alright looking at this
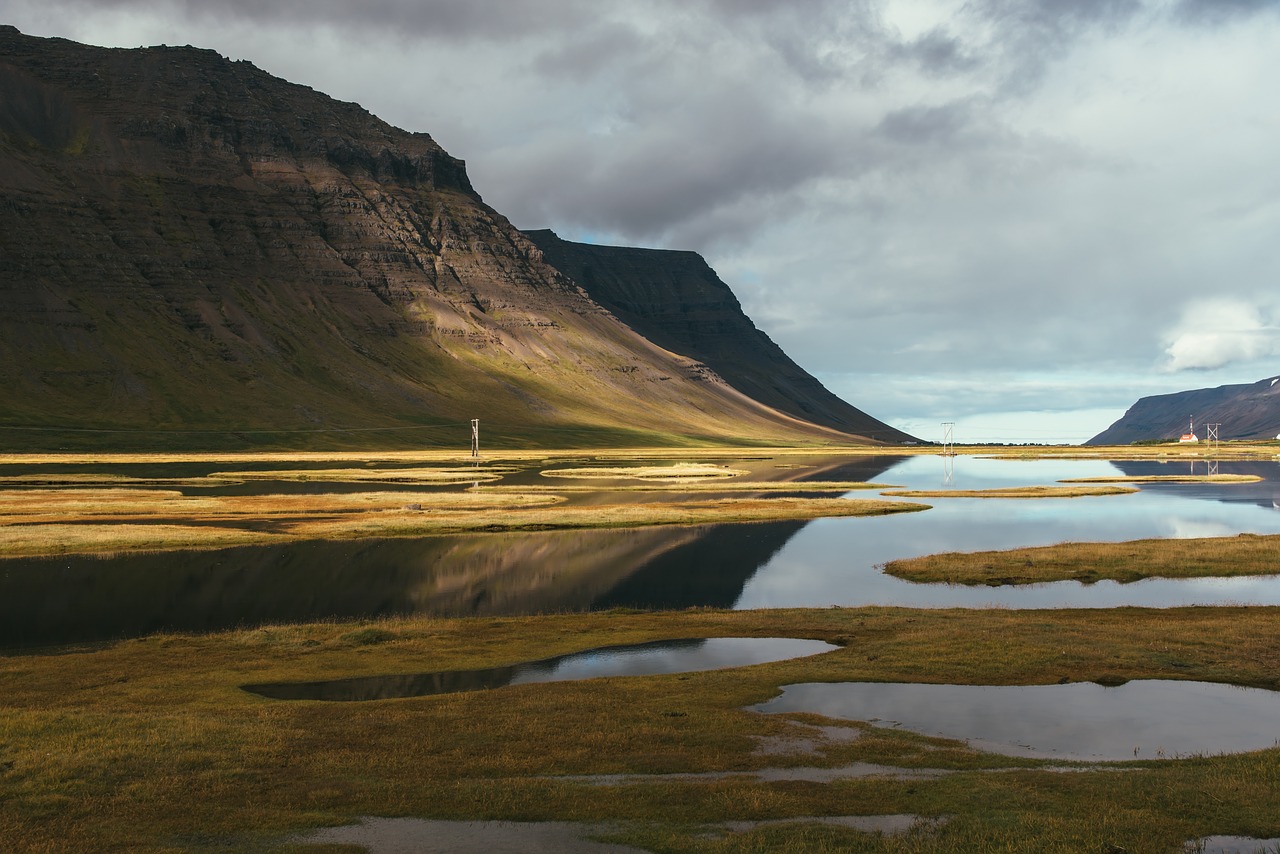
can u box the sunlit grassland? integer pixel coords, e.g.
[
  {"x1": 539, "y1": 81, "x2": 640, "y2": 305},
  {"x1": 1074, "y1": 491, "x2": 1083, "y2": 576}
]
[
  {"x1": 4, "y1": 607, "x2": 1280, "y2": 852},
  {"x1": 2, "y1": 439, "x2": 1274, "y2": 467},
  {"x1": 0, "y1": 487, "x2": 925, "y2": 559},
  {"x1": 880, "y1": 485, "x2": 1138, "y2": 499},
  {"x1": 886, "y1": 533, "x2": 1280, "y2": 586},
  {"x1": 540, "y1": 463, "x2": 751, "y2": 480},
  {"x1": 1059, "y1": 474, "x2": 1263, "y2": 484},
  {"x1": 475, "y1": 481, "x2": 889, "y2": 493}
]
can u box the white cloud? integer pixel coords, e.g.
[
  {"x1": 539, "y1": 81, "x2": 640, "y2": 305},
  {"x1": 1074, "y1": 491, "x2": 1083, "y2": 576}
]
[{"x1": 1162, "y1": 299, "x2": 1280, "y2": 372}]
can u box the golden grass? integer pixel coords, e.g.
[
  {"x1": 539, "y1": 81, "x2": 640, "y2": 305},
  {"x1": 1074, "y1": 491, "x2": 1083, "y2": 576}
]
[
  {"x1": 6, "y1": 607, "x2": 1280, "y2": 852},
  {"x1": 0, "y1": 523, "x2": 284, "y2": 556},
  {"x1": 540, "y1": 463, "x2": 751, "y2": 481},
  {"x1": 281, "y1": 497, "x2": 927, "y2": 541},
  {"x1": 1058, "y1": 474, "x2": 1263, "y2": 484},
  {"x1": 0, "y1": 485, "x2": 925, "y2": 558},
  {"x1": 0, "y1": 441, "x2": 1275, "y2": 467},
  {"x1": 880, "y1": 485, "x2": 1138, "y2": 499},
  {"x1": 475, "y1": 481, "x2": 888, "y2": 493},
  {"x1": 208, "y1": 466, "x2": 517, "y2": 484},
  {"x1": 885, "y1": 533, "x2": 1280, "y2": 586},
  {"x1": 0, "y1": 473, "x2": 240, "y2": 486}
]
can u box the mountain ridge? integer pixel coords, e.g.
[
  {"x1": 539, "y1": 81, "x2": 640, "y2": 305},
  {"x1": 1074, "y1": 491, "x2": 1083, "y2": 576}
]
[
  {"x1": 0, "y1": 27, "x2": 907, "y2": 449},
  {"x1": 524, "y1": 229, "x2": 913, "y2": 443},
  {"x1": 1088, "y1": 375, "x2": 1280, "y2": 444}
]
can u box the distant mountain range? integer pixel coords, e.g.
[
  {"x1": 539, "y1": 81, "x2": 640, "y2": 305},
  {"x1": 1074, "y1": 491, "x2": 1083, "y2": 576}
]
[
  {"x1": 0, "y1": 26, "x2": 911, "y2": 450},
  {"x1": 1088, "y1": 375, "x2": 1280, "y2": 444}
]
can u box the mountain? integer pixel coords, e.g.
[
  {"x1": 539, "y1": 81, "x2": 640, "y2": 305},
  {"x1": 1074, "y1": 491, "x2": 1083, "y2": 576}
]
[
  {"x1": 0, "y1": 27, "x2": 910, "y2": 450},
  {"x1": 1087, "y1": 375, "x2": 1280, "y2": 444},
  {"x1": 523, "y1": 230, "x2": 914, "y2": 443}
]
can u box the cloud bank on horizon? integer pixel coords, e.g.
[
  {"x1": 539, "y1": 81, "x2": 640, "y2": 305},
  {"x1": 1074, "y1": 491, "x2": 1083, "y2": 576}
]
[{"x1": 6, "y1": 0, "x2": 1279, "y2": 441}]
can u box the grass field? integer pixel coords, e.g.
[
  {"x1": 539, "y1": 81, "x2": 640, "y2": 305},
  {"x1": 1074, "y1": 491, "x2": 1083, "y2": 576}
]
[{"x1": 4, "y1": 607, "x2": 1280, "y2": 852}]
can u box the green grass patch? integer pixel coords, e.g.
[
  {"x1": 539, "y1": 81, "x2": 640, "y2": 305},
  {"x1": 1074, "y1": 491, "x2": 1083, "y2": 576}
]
[
  {"x1": 881, "y1": 485, "x2": 1137, "y2": 499},
  {"x1": 885, "y1": 533, "x2": 1280, "y2": 586}
]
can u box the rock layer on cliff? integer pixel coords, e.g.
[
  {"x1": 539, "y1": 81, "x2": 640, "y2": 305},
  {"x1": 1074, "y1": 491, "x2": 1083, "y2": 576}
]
[
  {"x1": 1088, "y1": 375, "x2": 1280, "y2": 444},
  {"x1": 523, "y1": 230, "x2": 914, "y2": 444},
  {"x1": 0, "y1": 27, "x2": 904, "y2": 449}
]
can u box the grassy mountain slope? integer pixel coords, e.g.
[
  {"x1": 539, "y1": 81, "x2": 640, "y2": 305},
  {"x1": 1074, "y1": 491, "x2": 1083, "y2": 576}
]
[{"x1": 0, "y1": 27, "x2": 897, "y2": 450}]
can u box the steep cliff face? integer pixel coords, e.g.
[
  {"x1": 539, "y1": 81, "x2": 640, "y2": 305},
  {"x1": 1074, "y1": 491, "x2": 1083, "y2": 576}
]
[
  {"x1": 524, "y1": 230, "x2": 914, "y2": 443},
  {"x1": 0, "y1": 28, "x2": 892, "y2": 449},
  {"x1": 1088, "y1": 375, "x2": 1280, "y2": 444}
]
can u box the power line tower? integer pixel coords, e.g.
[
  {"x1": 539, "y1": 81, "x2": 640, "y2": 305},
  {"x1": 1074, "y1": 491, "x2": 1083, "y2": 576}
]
[
  {"x1": 941, "y1": 422, "x2": 955, "y2": 456},
  {"x1": 1206, "y1": 423, "x2": 1221, "y2": 454},
  {"x1": 470, "y1": 419, "x2": 479, "y2": 458}
]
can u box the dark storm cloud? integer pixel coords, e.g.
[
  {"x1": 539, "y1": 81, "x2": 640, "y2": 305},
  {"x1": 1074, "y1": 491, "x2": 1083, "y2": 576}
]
[
  {"x1": 955, "y1": 0, "x2": 1145, "y2": 95},
  {"x1": 1174, "y1": 0, "x2": 1280, "y2": 24},
  {"x1": 28, "y1": 0, "x2": 602, "y2": 41},
  {"x1": 483, "y1": 89, "x2": 854, "y2": 243},
  {"x1": 892, "y1": 28, "x2": 980, "y2": 76},
  {"x1": 876, "y1": 102, "x2": 976, "y2": 145}
]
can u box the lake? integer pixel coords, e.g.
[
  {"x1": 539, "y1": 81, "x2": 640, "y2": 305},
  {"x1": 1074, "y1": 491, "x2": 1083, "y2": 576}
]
[{"x1": 4, "y1": 453, "x2": 1279, "y2": 647}]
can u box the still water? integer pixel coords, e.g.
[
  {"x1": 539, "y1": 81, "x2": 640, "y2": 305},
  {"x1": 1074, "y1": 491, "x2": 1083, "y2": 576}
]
[
  {"x1": 737, "y1": 455, "x2": 1280, "y2": 610},
  {"x1": 4, "y1": 454, "x2": 1280, "y2": 646},
  {"x1": 243, "y1": 637, "x2": 837, "y2": 701},
  {"x1": 752, "y1": 679, "x2": 1280, "y2": 761}
]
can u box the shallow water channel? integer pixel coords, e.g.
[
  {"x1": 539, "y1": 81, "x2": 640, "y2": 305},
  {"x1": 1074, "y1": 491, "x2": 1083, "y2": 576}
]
[{"x1": 4, "y1": 454, "x2": 1280, "y2": 646}]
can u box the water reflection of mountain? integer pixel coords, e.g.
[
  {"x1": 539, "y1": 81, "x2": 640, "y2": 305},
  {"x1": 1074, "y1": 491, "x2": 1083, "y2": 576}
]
[
  {"x1": 1111, "y1": 459, "x2": 1280, "y2": 510},
  {"x1": 0, "y1": 456, "x2": 903, "y2": 648}
]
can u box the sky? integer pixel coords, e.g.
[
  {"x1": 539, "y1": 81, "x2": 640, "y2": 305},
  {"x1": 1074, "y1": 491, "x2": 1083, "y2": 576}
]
[{"x1": 6, "y1": 0, "x2": 1280, "y2": 443}]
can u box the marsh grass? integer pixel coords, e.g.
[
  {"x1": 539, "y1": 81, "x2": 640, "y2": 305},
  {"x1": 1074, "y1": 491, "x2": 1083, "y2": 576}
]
[
  {"x1": 0, "y1": 485, "x2": 924, "y2": 558},
  {"x1": 209, "y1": 466, "x2": 520, "y2": 484},
  {"x1": 880, "y1": 486, "x2": 1137, "y2": 499},
  {"x1": 885, "y1": 533, "x2": 1280, "y2": 585},
  {"x1": 475, "y1": 481, "x2": 888, "y2": 494},
  {"x1": 5, "y1": 607, "x2": 1280, "y2": 851},
  {"x1": 540, "y1": 464, "x2": 751, "y2": 481},
  {"x1": 1058, "y1": 474, "x2": 1263, "y2": 484}
]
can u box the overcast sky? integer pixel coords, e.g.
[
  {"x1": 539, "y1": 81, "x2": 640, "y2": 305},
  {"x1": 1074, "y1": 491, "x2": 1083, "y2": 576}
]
[{"x1": 7, "y1": 0, "x2": 1280, "y2": 442}]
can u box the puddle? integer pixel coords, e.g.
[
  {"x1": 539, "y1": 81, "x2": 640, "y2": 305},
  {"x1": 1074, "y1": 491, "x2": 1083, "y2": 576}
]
[
  {"x1": 292, "y1": 817, "x2": 649, "y2": 853},
  {"x1": 561, "y1": 762, "x2": 954, "y2": 786},
  {"x1": 290, "y1": 814, "x2": 941, "y2": 852},
  {"x1": 722, "y1": 814, "x2": 939, "y2": 835},
  {"x1": 1185, "y1": 838, "x2": 1280, "y2": 854},
  {"x1": 752, "y1": 680, "x2": 1280, "y2": 761},
  {"x1": 242, "y1": 637, "x2": 837, "y2": 701}
]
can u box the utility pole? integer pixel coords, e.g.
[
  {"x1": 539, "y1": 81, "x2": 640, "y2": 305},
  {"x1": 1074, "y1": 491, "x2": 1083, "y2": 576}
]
[
  {"x1": 1207, "y1": 423, "x2": 1221, "y2": 454},
  {"x1": 470, "y1": 419, "x2": 479, "y2": 458},
  {"x1": 941, "y1": 422, "x2": 955, "y2": 456}
]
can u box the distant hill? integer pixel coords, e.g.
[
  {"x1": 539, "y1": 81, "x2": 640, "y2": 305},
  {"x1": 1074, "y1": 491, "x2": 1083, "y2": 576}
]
[
  {"x1": 1088, "y1": 375, "x2": 1280, "y2": 444},
  {"x1": 523, "y1": 230, "x2": 914, "y2": 443},
  {"x1": 0, "y1": 27, "x2": 909, "y2": 450}
]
